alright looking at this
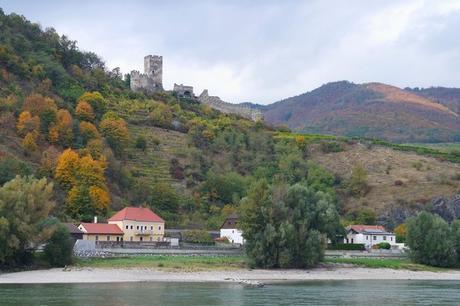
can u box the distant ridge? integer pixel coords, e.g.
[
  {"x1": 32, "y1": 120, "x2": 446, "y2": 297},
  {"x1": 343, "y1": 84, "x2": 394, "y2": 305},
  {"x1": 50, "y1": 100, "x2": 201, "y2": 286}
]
[{"x1": 261, "y1": 81, "x2": 460, "y2": 143}]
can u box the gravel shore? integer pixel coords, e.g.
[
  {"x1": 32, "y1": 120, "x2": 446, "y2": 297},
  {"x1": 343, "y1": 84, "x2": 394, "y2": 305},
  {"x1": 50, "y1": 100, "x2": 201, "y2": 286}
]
[{"x1": 1, "y1": 266, "x2": 460, "y2": 284}]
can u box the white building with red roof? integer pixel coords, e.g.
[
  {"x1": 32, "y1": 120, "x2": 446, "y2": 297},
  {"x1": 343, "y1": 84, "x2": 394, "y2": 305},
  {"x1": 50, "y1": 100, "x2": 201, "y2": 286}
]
[
  {"x1": 78, "y1": 223, "x2": 124, "y2": 242},
  {"x1": 108, "y1": 207, "x2": 165, "y2": 242},
  {"x1": 344, "y1": 225, "x2": 396, "y2": 248}
]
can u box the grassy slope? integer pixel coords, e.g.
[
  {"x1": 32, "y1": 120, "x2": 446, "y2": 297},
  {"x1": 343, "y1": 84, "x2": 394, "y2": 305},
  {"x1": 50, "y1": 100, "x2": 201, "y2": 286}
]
[{"x1": 310, "y1": 142, "x2": 460, "y2": 213}]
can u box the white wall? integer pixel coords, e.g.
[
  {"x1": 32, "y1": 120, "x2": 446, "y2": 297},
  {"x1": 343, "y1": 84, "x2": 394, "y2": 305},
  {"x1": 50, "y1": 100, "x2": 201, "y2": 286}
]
[
  {"x1": 220, "y1": 228, "x2": 244, "y2": 245},
  {"x1": 345, "y1": 233, "x2": 396, "y2": 248}
]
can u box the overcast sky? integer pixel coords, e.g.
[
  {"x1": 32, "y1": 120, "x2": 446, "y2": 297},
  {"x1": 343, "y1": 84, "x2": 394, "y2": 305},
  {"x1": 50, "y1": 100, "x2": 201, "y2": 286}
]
[{"x1": 1, "y1": 0, "x2": 460, "y2": 104}]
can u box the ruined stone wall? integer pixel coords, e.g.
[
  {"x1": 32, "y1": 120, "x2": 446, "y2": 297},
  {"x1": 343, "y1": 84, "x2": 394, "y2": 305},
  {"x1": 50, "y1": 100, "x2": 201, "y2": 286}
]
[
  {"x1": 198, "y1": 90, "x2": 263, "y2": 121},
  {"x1": 173, "y1": 83, "x2": 194, "y2": 97}
]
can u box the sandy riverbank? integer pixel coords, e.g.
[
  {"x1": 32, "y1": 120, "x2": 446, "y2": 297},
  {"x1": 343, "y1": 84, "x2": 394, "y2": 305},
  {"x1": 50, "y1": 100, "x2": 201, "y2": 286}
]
[{"x1": 1, "y1": 266, "x2": 460, "y2": 284}]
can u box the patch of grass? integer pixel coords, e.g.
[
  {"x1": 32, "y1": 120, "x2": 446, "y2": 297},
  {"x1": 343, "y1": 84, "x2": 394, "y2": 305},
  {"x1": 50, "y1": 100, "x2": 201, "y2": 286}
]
[
  {"x1": 324, "y1": 257, "x2": 447, "y2": 271},
  {"x1": 75, "y1": 255, "x2": 247, "y2": 271}
]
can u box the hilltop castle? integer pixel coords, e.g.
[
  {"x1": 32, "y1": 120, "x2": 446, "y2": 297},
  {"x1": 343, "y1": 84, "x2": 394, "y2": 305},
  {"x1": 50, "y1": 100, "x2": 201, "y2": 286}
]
[
  {"x1": 130, "y1": 55, "x2": 163, "y2": 93},
  {"x1": 130, "y1": 54, "x2": 262, "y2": 121}
]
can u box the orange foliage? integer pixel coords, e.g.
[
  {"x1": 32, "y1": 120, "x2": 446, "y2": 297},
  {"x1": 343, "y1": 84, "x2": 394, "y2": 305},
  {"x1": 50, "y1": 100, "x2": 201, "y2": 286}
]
[
  {"x1": 56, "y1": 109, "x2": 73, "y2": 145},
  {"x1": 23, "y1": 94, "x2": 57, "y2": 115},
  {"x1": 89, "y1": 186, "x2": 110, "y2": 213},
  {"x1": 48, "y1": 125, "x2": 59, "y2": 144},
  {"x1": 17, "y1": 111, "x2": 40, "y2": 136},
  {"x1": 76, "y1": 101, "x2": 95, "y2": 122},
  {"x1": 40, "y1": 146, "x2": 60, "y2": 176}
]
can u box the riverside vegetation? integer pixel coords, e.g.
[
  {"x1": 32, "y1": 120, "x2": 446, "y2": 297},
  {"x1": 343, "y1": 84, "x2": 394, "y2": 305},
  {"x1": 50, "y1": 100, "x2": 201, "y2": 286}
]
[{"x1": 0, "y1": 9, "x2": 459, "y2": 271}]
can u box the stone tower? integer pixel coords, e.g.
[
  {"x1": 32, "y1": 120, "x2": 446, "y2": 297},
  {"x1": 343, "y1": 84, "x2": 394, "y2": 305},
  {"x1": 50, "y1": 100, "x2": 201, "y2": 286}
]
[{"x1": 130, "y1": 55, "x2": 163, "y2": 93}]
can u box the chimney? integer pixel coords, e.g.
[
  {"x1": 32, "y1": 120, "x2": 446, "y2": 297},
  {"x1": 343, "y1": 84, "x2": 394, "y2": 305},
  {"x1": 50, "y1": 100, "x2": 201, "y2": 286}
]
[{"x1": 94, "y1": 216, "x2": 98, "y2": 223}]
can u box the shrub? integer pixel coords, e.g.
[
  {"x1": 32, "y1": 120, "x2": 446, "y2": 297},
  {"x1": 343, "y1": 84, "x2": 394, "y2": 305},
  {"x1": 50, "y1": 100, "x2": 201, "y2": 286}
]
[
  {"x1": 328, "y1": 243, "x2": 365, "y2": 251},
  {"x1": 320, "y1": 141, "x2": 344, "y2": 153},
  {"x1": 346, "y1": 165, "x2": 370, "y2": 197},
  {"x1": 44, "y1": 223, "x2": 74, "y2": 267},
  {"x1": 135, "y1": 135, "x2": 147, "y2": 151},
  {"x1": 376, "y1": 242, "x2": 391, "y2": 249},
  {"x1": 182, "y1": 230, "x2": 213, "y2": 244}
]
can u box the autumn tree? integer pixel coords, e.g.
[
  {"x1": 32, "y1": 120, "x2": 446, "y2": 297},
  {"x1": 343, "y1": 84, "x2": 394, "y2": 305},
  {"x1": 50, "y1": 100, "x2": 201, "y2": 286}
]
[
  {"x1": 100, "y1": 115, "x2": 129, "y2": 156},
  {"x1": 22, "y1": 132, "x2": 38, "y2": 153},
  {"x1": 22, "y1": 94, "x2": 57, "y2": 133},
  {"x1": 55, "y1": 149, "x2": 109, "y2": 220},
  {"x1": 79, "y1": 121, "x2": 99, "y2": 144},
  {"x1": 77, "y1": 91, "x2": 107, "y2": 119},
  {"x1": 51, "y1": 109, "x2": 73, "y2": 146},
  {"x1": 0, "y1": 176, "x2": 54, "y2": 267},
  {"x1": 17, "y1": 111, "x2": 40, "y2": 137},
  {"x1": 75, "y1": 101, "x2": 95, "y2": 122}
]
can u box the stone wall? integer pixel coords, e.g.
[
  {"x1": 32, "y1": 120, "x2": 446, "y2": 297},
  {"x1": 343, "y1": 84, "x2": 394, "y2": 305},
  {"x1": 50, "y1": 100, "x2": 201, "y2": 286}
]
[
  {"x1": 198, "y1": 90, "x2": 263, "y2": 121},
  {"x1": 173, "y1": 83, "x2": 194, "y2": 97}
]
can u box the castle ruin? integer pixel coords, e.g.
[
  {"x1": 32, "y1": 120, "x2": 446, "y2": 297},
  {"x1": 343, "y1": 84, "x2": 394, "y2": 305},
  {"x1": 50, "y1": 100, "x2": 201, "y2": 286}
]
[
  {"x1": 130, "y1": 54, "x2": 262, "y2": 121},
  {"x1": 130, "y1": 55, "x2": 163, "y2": 93},
  {"x1": 173, "y1": 83, "x2": 194, "y2": 98}
]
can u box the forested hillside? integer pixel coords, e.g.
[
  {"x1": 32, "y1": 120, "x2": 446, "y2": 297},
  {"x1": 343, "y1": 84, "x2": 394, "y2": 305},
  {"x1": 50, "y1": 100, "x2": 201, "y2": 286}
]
[
  {"x1": 0, "y1": 10, "x2": 341, "y2": 230},
  {"x1": 1, "y1": 9, "x2": 459, "y2": 235}
]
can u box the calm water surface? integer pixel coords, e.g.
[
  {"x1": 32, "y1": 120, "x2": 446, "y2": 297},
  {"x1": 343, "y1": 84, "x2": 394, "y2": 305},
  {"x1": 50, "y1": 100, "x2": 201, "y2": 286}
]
[{"x1": 1, "y1": 280, "x2": 459, "y2": 305}]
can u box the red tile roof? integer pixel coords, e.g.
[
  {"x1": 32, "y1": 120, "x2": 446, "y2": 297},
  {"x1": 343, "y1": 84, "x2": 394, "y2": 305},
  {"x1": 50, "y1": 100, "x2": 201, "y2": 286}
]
[
  {"x1": 347, "y1": 225, "x2": 387, "y2": 232},
  {"x1": 80, "y1": 223, "x2": 124, "y2": 235},
  {"x1": 108, "y1": 207, "x2": 164, "y2": 223}
]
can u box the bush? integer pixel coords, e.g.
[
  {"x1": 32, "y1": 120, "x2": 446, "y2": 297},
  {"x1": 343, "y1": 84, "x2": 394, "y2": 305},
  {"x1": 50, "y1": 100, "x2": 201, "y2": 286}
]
[
  {"x1": 135, "y1": 135, "x2": 147, "y2": 151},
  {"x1": 376, "y1": 242, "x2": 391, "y2": 249},
  {"x1": 44, "y1": 223, "x2": 74, "y2": 267},
  {"x1": 320, "y1": 141, "x2": 344, "y2": 153},
  {"x1": 328, "y1": 243, "x2": 365, "y2": 251},
  {"x1": 182, "y1": 230, "x2": 213, "y2": 244}
]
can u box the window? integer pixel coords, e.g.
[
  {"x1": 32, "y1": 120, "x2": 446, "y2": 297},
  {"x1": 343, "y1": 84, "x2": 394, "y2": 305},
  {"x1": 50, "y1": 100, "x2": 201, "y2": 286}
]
[
  {"x1": 95, "y1": 235, "x2": 99, "y2": 241},
  {"x1": 366, "y1": 236, "x2": 369, "y2": 240},
  {"x1": 151, "y1": 226, "x2": 153, "y2": 230},
  {"x1": 373, "y1": 236, "x2": 376, "y2": 240},
  {"x1": 125, "y1": 225, "x2": 128, "y2": 229},
  {"x1": 130, "y1": 225, "x2": 133, "y2": 229},
  {"x1": 130, "y1": 237, "x2": 133, "y2": 241},
  {"x1": 391, "y1": 237, "x2": 393, "y2": 241},
  {"x1": 140, "y1": 237, "x2": 143, "y2": 242},
  {"x1": 137, "y1": 226, "x2": 139, "y2": 230},
  {"x1": 150, "y1": 237, "x2": 152, "y2": 241},
  {"x1": 351, "y1": 238, "x2": 354, "y2": 243},
  {"x1": 107, "y1": 236, "x2": 110, "y2": 241},
  {"x1": 232, "y1": 230, "x2": 235, "y2": 234},
  {"x1": 158, "y1": 226, "x2": 161, "y2": 231},
  {"x1": 116, "y1": 237, "x2": 120, "y2": 242},
  {"x1": 383, "y1": 236, "x2": 387, "y2": 241}
]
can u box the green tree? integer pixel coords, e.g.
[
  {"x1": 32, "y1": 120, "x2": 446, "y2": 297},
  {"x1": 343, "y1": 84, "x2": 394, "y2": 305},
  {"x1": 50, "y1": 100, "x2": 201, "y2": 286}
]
[
  {"x1": 406, "y1": 212, "x2": 456, "y2": 267},
  {"x1": 44, "y1": 222, "x2": 74, "y2": 267},
  {"x1": 240, "y1": 180, "x2": 341, "y2": 268},
  {"x1": 451, "y1": 220, "x2": 460, "y2": 263},
  {"x1": 0, "y1": 176, "x2": 54, "y2": 267},
  {"x1": 135, "y1": 135, "x2": 147, "y2": 151}
]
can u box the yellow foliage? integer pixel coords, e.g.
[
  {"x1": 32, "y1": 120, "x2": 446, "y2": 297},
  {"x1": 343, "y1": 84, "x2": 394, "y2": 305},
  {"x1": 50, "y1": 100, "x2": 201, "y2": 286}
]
[
  {"x1": 86, "y1": 138, "x2": 105, "y2": 159},
  {"x1": 17, "y1": 111, "x2": 40, "y2": 136},
  {"x1": 394, "y1": 223, "x2": 407, "y2": 238},
  {"x1": 76, "y1": 101, "x2": 95, "y2": 121},
  {"x1": 22, "y1": 132, "x2": 38, "y2": 152},
  {"x1": 55, "y1": 149, "x2": 79, "y2": 189},
  {"x1": 89, "y1": 186, "x2": 110, "y2": 213},
  {"x1": 76, "y1": 155, "x2": 106, "y2": 188}
]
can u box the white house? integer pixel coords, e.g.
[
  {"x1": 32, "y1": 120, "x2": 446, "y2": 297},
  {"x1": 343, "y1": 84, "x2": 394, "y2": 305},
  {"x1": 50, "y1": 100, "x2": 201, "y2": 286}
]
[
  {"x1": 220, "y1": 213, "x2": 245, "y2": 245},
  {"x1": 344, "y1": 225, "x2": 397, "y2": 248}
]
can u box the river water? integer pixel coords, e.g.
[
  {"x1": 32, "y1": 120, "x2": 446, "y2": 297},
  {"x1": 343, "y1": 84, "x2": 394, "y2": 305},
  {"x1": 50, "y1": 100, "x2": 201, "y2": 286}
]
[{"x1": 1, "y1": 280, "x2": 459, "y2": 305}]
